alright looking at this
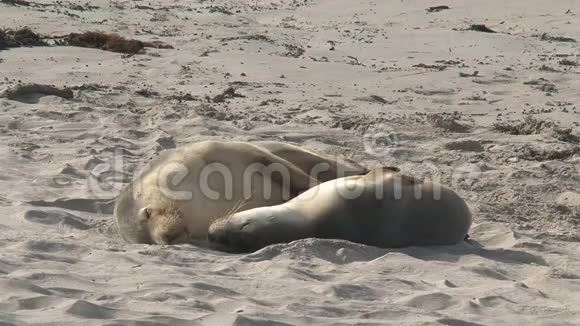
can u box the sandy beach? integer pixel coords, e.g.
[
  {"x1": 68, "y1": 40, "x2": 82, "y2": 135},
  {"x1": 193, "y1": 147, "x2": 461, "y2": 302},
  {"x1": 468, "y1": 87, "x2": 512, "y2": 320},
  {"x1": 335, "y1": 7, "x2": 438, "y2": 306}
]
[{"x1": 1, "y1": 0, "x2": 579, "y2": 325}]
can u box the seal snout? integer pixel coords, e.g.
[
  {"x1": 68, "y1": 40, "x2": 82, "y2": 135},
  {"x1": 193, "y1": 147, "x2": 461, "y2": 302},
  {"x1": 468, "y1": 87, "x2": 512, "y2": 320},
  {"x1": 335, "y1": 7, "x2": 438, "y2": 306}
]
[
  {"x1": 207, "y1": 224, "x2": 225, "y2": 244},
  {"x1": 208, "y1": 218, "x2": 256, "y2": 253},
  {"x1": 208, "y1": 219, "x2": 235, "y2": 246}
]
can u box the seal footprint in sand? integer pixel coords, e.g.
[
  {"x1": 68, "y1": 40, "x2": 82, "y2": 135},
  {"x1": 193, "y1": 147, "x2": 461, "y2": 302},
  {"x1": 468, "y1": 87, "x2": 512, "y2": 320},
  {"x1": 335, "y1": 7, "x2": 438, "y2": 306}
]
[
  {"x1": 113, "y1": 140, "x2": 368, "y2": 245},
  {"x1": 208, "y1": 167, "x2": 472, "y2": 252}
]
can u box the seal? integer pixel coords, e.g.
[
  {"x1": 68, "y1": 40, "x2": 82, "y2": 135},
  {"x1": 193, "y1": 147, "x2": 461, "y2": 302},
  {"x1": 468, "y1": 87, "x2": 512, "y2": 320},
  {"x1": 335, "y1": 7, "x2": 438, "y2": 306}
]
[
  {"x1": 113, "y1": 140, "x2": 368, "y2": 245},
  {"x1": 207, "y1": 167, "x2": 472, "y2": 252}
]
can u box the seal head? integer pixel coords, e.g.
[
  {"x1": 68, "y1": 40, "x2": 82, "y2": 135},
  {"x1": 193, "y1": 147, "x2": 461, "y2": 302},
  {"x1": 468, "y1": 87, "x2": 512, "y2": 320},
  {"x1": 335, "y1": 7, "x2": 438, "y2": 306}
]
[{"x1": 208, "y1": 205, "x2": 312, "y2": 253}]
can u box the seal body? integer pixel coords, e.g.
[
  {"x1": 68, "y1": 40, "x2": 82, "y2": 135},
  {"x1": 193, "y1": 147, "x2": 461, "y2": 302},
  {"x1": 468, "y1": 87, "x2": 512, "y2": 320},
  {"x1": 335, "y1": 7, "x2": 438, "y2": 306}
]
[
  {"x1": 113, "y1": 140, "x2": 367, "y2": 244},
  {"x1": 208, "y1": 167, "x2": 472, "y2": 252}
]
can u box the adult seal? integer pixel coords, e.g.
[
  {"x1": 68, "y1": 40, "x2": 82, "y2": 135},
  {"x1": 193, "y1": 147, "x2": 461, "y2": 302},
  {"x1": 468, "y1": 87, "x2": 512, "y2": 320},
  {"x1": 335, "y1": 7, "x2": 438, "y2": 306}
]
[
  {"x1": 208, "y1": 167, "x2": 472, "y2": 252},
  {"x1": 113, "y1": 140, "x2": 367, "y2": 245}
]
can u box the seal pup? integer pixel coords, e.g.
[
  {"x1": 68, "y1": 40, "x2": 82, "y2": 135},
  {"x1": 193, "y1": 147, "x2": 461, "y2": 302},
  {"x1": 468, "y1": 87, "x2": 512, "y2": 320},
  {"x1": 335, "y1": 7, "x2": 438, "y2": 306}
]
[
  {"x1": 207, "y1": 167, "x2": 472, "y2": 253},
  {"x1": 114, "y1": 140, "x2": 368, "y2": 245}
]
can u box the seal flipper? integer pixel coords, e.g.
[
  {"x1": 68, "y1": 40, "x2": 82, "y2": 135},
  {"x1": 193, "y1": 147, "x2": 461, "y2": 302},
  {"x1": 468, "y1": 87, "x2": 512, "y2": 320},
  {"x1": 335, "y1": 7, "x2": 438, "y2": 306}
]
[
  {"x1": 252, "y1": 150, "x2": 320, "y2": 199},
  {"x1": 257, "y1": 142, "x2": 369, "y2": 183},
  {"x1": 376, "y1": 166, "x2": 400, "y2": 173},
  {"x1": 362, "y1": 166, "x2": 400, "y2": 179},
  {"x1": 275, "y1": 163, "x2": 320, "y2": 198},
  {"x1": 352, "y1": 167, "x2": 371, "y2": 176}
]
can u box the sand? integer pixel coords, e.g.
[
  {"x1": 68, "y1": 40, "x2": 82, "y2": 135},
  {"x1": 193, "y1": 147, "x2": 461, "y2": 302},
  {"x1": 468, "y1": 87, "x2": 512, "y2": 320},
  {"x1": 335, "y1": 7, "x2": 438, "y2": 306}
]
[{"x1": 1, "y1": 0, "x2": 580, "y2": 325}]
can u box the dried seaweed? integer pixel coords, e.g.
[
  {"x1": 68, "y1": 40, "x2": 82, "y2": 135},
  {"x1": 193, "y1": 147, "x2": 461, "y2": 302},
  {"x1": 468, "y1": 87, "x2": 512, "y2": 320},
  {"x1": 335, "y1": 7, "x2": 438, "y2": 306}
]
[
  {"x1": 426, "y1": 6, "x2": 450, "y2": 13},
  {"x1": 539, "y1": 33, "x2": 576, "y2": 43},
  {"x1": 1, "y1": 84, "x2": 74, "y2": 101},
  {"x1": 466, "y1": 24, "x2": 497, "y2": 33},
  {"x1": 518, "y1": 146, "x2": 579, "y2": 161},
  {"x1": 427, "y1": 113, "x2": 472, "y2": 133},
  {"x1": 0, "y1": 27, "x2": 48, "y2": 50},
  {"x1": 62, "y1": 31, "x2": 145, "y2": 54},
  {"x1": 493, "y1": 116, "x2": 555, "y2": 135},
  {"x1": 211, "y1": 87, "x2": 245, "y2": 103}
]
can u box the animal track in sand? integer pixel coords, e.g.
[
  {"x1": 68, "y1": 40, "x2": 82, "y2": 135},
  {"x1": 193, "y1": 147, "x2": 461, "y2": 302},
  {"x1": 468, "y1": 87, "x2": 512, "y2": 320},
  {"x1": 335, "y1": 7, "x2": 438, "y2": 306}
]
[
  {"x1": 24, "y1": 209, "x2": 97, "y2": 230},
  {"x1": 444, "y1": 140, "x2": 485, "y2": 152},
  {"x1": 397, "y1": 292, "x2": 456, "y2": 311},
  {"x1": 65, "y1": 300, "x2": 118, "y2": 319},
  {"x1": 26, "y1": 198, "x2": 114, "y2": 214}
]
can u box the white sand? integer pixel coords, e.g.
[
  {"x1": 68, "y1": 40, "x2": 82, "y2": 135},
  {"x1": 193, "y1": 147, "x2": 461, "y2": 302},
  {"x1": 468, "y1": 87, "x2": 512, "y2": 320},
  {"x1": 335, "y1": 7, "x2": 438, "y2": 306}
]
[{"x1": 1, "y1": 0, "x2": 580, "y2": 325}]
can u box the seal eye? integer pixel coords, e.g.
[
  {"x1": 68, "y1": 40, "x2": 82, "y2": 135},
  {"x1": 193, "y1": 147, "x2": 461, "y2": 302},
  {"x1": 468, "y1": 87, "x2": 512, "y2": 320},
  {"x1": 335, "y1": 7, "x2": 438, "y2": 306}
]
[
  {"x1": 240, "y1": 222, "x2": 250, "y2": 230},
  {"x1": 138, "y1": 207, "x2": 152, "y2": 224}
]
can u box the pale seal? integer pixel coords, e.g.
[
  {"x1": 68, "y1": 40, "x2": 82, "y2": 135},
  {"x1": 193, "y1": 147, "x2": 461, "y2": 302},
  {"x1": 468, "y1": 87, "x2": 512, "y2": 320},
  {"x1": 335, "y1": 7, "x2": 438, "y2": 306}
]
[
  {"x1": 207, "y1": 167, "x2": 472, "y2": 252},
  {"x1": 113, "y1": 140, "x2": 367, "y2": 245}
]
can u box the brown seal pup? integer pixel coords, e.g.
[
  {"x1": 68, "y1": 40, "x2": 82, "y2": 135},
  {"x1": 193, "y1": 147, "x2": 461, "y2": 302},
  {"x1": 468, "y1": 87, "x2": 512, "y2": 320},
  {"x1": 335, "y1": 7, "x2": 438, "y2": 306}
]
[
  {"x1": 208, "y1": 167, "x2": 472, "y2": 252},
  {"x1": 113, "y1": 140, "x2": 367, "y2": 244}
]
